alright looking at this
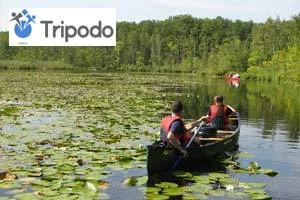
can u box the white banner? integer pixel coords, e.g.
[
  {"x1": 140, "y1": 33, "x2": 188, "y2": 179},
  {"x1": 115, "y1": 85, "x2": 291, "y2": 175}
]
[{"x1": 9, "y1": 8, "x2": 116, "y2": 46}]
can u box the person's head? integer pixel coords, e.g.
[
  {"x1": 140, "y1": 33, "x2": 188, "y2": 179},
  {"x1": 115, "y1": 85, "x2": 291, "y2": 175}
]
[
  {"x1": 214, "y1": 96, "x2": 223, "y2": 104},
  {"x1": 171, "y1": 100, "x2": 183, "y2": 115}
]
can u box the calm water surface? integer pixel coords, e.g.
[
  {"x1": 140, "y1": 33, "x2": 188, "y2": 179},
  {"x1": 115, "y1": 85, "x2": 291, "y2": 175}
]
[
  {"x1": 0, "y1": 71, "x2": 299, "y2": 200},
  {"x1": 109, "y1": 74, "x2": 300, "y2": 200}
]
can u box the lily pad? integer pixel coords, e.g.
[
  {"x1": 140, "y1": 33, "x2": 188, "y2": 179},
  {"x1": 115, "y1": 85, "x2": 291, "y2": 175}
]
[
  {"x1": 146, "y1": 193, "x2": 169, "y2": 200},
  {"x1": 242, "y1": 182, "x2": 266, "y2": 188},
  {"x1": 162, "y1": 187, "x2": 184, "y2": 196},
  {"x1": 40, "y1": 188, "x2": 60, "y2": 197},
  {"x1": 227, "y1": 191, "x2": 249, "y2": 199},
  {"x1": 249, "y1": 162, "x2": 260, "y2": 171},
  {"x1": 185, "y1": 183, "x2": 212, "y2": 194},
  {"x1": 136, "y1": 176, "x2": 148, "y2": 186},
  {"x1": 123, "y1": 177, "x2": 137, "y2": 186},
  {"x1": 239, "y1": 151, "x2": 253, "y2": 158},
  {"x1": 155, "y1": 182, "x2": 178, "y2": 188},
  {"x1": 182, "y1": 193, "x2": 208, "y2": 200},
  {"x1": 208, "y1": 172, "x2": 230, "y2": 179},
  {"x1": 190, "y1": 175, "x2": 211, "y2": 184},
  {"x1": 85, "y1": 181, "x2": 98, "y2": 193},
  {"x1": 219, "y1": 177, "x2": 239, "y2": 186},
  {"x1": 258, "y1": 169, "x2": 278, "y2": 177},
  {"x1": 208, "y1": 189, "x2": 226, "y2": 196},
  {"x1": 144, "y1": 187, "x2": 161, "y2": 193},
  {"x1": 244, "y1": 189, "x2": 271, "y2": 200},
  {"x1": 14, "y1": 193, "x2": 40, "y2": 200},
  {"x1": 172, "y1": 171, "x2": 193, "y2": 178}
]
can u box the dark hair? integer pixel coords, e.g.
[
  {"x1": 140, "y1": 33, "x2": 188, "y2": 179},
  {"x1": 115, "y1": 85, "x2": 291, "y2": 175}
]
[
  {"x1": 171, "y1": 100, "x2": 183, "y2": 114},
  {"x1": 214, "y1": 96, "x2": 223, "y2": 103}
]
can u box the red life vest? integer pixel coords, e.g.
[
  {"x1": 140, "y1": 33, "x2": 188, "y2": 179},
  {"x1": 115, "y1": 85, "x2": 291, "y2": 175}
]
[
  {"x1": 160, "y1": 115, "x2": 188, "y2": 144},
  {"x1": 208, "y1": 104, "x2": 229, "y2": 129}
]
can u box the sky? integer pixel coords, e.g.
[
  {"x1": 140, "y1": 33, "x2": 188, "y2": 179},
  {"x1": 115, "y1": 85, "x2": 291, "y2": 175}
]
[{"x1": 1, "y1": 0, "x2": 299, "y2": 31}]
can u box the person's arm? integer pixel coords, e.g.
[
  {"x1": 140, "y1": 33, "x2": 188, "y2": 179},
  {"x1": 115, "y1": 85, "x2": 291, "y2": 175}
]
[
  {"x1": 168, "y1": 121, "x2": 188, "y2": 157},
  {"x1": 184, "y1": 115, "x2": 207, "y2": 130},
  {"x1": 167, "y1": 132, "x2": 185, "y2": 153},
  {"x1": 226, "y1": 105, "x2": 236, "y2": 113}
]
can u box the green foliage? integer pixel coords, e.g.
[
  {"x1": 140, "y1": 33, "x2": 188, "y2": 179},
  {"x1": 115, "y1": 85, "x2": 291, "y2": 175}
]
[
  {"x1": 245, "y1": 15, "x2": 300, "y2": 82},
  {"x1": 244, "y1": 45, "x2": 300, "y2": 81},
  {"x1": 0, "y1": 13, "x2": 299, "y2": 81},
  {"x1": 207, "y1": 38, "x2": 249, "y2": 75}
]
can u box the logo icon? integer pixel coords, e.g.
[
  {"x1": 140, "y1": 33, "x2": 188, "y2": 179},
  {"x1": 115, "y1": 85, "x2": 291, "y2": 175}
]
[{"x1": 10, "y1": 9, "x2": 36, "y2": 38}]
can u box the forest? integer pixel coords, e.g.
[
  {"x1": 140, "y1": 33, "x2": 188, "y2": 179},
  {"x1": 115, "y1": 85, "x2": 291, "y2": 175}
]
[{"x1": 0, "y1": 14, "x2": 299, "y2": 81}]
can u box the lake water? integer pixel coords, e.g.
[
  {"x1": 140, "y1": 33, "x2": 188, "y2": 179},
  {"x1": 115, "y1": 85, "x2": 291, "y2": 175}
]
[{"x1": 0, "y1": 71, "x2": 299, "y2": 199}]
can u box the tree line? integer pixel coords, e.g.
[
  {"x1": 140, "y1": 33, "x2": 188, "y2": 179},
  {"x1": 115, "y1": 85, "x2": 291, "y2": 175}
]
[{"x1": 0, "y1": 14, "x2": 299, "y2": 81}]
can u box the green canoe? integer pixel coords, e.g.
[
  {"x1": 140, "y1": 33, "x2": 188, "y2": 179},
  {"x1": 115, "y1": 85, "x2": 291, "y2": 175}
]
[{"x1": 146, "y1": 111, "x2": 241, "y2": 174}]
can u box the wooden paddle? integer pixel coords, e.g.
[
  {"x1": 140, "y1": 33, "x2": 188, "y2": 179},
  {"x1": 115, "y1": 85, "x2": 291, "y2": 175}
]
[{"x1": 170, "y1": 122, "x2": 205, "y2": 171}]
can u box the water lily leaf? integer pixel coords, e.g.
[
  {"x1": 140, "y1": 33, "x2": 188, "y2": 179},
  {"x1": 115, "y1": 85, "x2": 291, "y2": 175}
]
[
  {"x1": 75, "y1": 168, "x2": 89, "y2": 175},
  {"x1": 42, "y1": 167, "x2": 57, "y2": 176},
  {"x1": 31, "y1": 180, "x2": 52, "y2": 187},
  {"x1": 155, "y1": 182, "x2": 178, "y2": 188},
  {"x1": 40, "y1": 188, "x2": 60, "y2": 197},
  {"x1": 41, "y1": 174, "x2": 62, "y2": 181},
  {"x1": 258, "y1": 169, "x2": 278, "y2": 177},
  {"x1": 185, "y1": 183, "x2": 212, "y2": 194},
  {"x1": 14, "y1": 193, "x2": 40, "y2": 200},
  {"x1": 208, "y1": 172, "x2": 230, "y2": 179},
  {"x1": 144, "y1": 187, "x2": 161, "y2": 193},
  {"x1": 249, "y1": 162, "x2": 260, "y2": 171},
  {"x1": 49, "y1": 180, "x2": 62, "y2": 190},
  {"x1": 183, "y1": 193, "x2": 208, "y2": 200},
  {"x1": 97, "y1": 192, "x2": 110, "y2": 200},
  {"x1": 53, "y1": 194, "x2": 79, "y2": 200},
  {"x1": 239, "y1": 151, "x2": 253, "y2": 158},
  {"x1": 172, "y1": 171, "x2": 193, "y2": 178},
  {"x1": 63, "y1": 181, "x2": 85, "y2": 188},
  {"x1": 244, "y1": 189, "x2": 271, "y2": 200},
  {"x1": 190, "y1": 175, "x2": 211, "y2": 184},
  {"x1": 146, "y1": 193, "x2": 169, "y2": 200},
  {"x1": 219, "y1": 177, "x2": 238, "y2": 186},
  {"x1": 123, "y1": 177, "x2": 137, "y2": 186},
  {"x1": 226, "y1": 191, "x2": 249, "y2": 199},
  {"x1": 85, "y1": 181, "x2": 97, "y2": 193},
  {"x1": 133, "y1": 155, "x2": 146, "y2": 161},
  {"x1": 243, "y1": 182, "x2": 266, "y2": 188},
  {"x1": 85, "y1": 172, "x2": 109, "y2": 180},
  {"x1": 58, "y1": 164, "x2": 76, "y2": 173},
  {"x1": 244, "y1": 189, "x2": 265, "y2": 196},
  {"x1": 162, "y1": 187, "x2": 184, "y2": 196},
  {"x1": 19, "y1": 177, "x2": 38, "y2": 184},
  {"x1": 250, "y1": 194, "x2": 272, "y2": 200},
  {"x1": 208, "y1": 189, "x2": 225, "y2": 196},
  {"x1": 136, "y1": 176, "x2": 148, "y2": 186},
  {"x1": 119, "y1": 161, "x2": 133, "y2": 169}
]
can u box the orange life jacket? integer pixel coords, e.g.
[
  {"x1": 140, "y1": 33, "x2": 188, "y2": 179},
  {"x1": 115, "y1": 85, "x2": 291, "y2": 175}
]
[
  {"x1": 208, "y1": 104, "x2": 229, "y2": 129},
  {"x1": 160, "y1": 115, "x2": 189, "y2": 144}
]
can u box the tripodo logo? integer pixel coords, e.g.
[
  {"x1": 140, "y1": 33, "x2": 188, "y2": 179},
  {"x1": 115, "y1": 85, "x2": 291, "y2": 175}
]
[
  {"x1": 11, "y1": 9, "x2": 36, "y2": 38},
  {"x1": 9, "y1": 8, "x2": 116, "y2": 46}
]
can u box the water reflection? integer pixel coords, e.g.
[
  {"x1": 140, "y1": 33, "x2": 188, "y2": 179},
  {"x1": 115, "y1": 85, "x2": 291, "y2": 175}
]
[
  {"x1": 161, "y1": 78, "x2": 299, "y2": 142},
  {"x1": 156, "y1": 77, "x2": 300, "y2": 199}
]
